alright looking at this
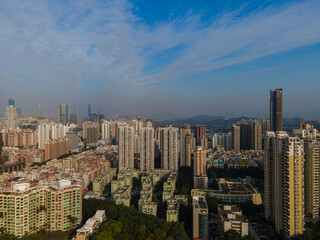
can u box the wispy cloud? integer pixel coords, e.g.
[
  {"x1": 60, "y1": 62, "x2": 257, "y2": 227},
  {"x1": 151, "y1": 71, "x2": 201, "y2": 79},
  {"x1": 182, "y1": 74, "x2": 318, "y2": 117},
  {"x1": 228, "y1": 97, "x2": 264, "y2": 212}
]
[{"x1": 0, "y1": 0, "x2": 319, "y2": 117}]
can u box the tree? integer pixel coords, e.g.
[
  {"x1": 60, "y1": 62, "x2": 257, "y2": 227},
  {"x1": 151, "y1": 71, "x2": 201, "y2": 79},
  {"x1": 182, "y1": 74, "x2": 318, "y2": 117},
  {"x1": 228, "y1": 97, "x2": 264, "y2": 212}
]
[{"x1": 223, "y1": 230, "x2": 243, "y2": 240}]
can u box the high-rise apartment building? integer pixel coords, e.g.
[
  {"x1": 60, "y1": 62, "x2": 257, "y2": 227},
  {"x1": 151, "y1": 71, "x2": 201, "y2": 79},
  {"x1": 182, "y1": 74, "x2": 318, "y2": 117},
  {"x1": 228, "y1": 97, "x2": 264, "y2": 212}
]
[
  {"x1": 101, "y1": 121, "x2": 110, "y2": 140},
  {"x1": 118, "y1": 125, "x2": 134, "y2": 169},
  {"x1": 109, "y1": 121, "x2": 117, "y2": 139},
  {"x1": 58, "y1": 104, "x2": 68, "y2": 124},
  {"x1": 294, "y1": 125, "x2": 319, "y2": 220},
  {"x1": 212, "y1": 133, "x2": 232, "y2": 151},
  {"x1": 140, "y1": 127, "x2": 154, "y2": 171},
  {"x1": 240, "y1": 120, "x2": 262, "y2": 150},
  {"x1": 194, "y1": 125, "x2": 206, "y2": 146},
  {"x1": 66, "y1": 130, "x2": 81, "y2": 152},
  {"x1": 38, "y1": 123, "x2": 51, "y2": 149},
  {"x1": 0, "y1": 181, "x2": 82, "y2": 237},
  {"x1": 232, "y1": 124, "x2": 240, "y2": 151},
  {"x1": 159, "y1": 127, "x2": 179, "y2": 170},
  {"x1": 2, "y1": 129, "x2": 37, "y2": 147},
  {"x1": 264, "y1": 131, "x2": 304, "y2": 238},
  {"x1": 194, "y1": 147, "x2": 206, "y2": 176},
  {"x1": 193, "y1": 196, "x2": 208, "y2": 240},
  {"x1": 83, "y1": 121, "x2": 99, "y2": 145},
  {"x1": 180, "y1": 126, "x2": 191, "y2": 167},
  {"x1": 303, "y1": 138, "x2": 319, "y2": 220},
  {"x1": 44, "y1": 137, "x2": 69, "y2": 161},
  {"x1": 51, "y1": 123, "x2": 68, "y2": 140},
  {"x1": 5, "y1": 105, "x2": 18, "y2": 130},
  {"x1": 194, "y1": 146, "x2": 208, "y2": 189},
  {"x1": 270, "y1": 88, "x2": 283, "y2": 132},
  {"x1": 261, "y1": 119, "x2": 271, "y2": 134}
]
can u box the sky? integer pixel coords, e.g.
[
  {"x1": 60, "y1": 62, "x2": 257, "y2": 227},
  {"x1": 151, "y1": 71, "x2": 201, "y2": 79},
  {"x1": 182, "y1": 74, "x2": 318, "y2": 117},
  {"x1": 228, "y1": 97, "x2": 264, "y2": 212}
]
[{"x1": 0, "y1": 0, "x2": 320, "y2": 120}]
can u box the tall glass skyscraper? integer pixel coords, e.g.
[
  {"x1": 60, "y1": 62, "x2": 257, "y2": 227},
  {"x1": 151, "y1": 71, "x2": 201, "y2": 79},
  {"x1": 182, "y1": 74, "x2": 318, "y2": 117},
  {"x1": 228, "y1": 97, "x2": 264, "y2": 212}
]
[
  {"x1": 58, "y1": 104, "x2": 68, "y2": 124},
  {"x1": 8, "y1": 99, "x2": 15, "y2": 106},
  {"x1": 270, "y1": 88, "x2": 283, "y2": 132}
]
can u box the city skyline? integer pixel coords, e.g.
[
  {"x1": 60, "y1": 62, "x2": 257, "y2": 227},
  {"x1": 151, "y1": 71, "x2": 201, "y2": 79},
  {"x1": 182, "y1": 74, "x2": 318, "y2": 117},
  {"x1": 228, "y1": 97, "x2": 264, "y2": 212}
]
[{"x1": 1, "y1": 0, "x2": 320, "y2": 119}]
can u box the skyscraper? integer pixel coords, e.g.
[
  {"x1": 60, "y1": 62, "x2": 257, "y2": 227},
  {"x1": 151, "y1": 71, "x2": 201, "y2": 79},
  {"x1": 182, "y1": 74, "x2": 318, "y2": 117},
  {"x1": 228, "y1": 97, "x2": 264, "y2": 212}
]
[
  {"x1": 118, "y1": 125, "x2": 134, "y2": 169},
  {"x1": 159, "y1": 127, "x2": 179, "y2": 170},
  {"x1": 140, "y1": 127, "x2": 154, "y2": 171},
  {"x1": 264, "y1": 131, "x2": 304, "y2": 238},
  {"x1": 270, "y1": 88, "x2": 283, "y2": 132},
  {"x1": 194, "y1": 125, "x2": 206, "y2": 146},
  {"x1": 88, "y1": 104, "x2": 91, "y2": 118},
  {"x1": 8, "y1": 99, "x2": 15, "y2": 106},
  {"x1": 58, "y1": 104, "x2": 68, "y2": 124},
  {"x1": 37, "y1": 103, "x2": 42, "y2": 117}
]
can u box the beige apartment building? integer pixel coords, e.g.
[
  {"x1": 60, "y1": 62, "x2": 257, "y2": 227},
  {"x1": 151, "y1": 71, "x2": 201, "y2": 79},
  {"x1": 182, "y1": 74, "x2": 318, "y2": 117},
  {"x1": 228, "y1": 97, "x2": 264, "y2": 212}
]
[{"x1": 0, "y1": 180, "x2": 82, "y2": 237}]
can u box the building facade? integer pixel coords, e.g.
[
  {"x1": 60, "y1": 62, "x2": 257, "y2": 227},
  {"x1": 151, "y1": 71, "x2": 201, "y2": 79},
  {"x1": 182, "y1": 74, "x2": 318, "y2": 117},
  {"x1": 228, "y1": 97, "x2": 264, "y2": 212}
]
[
  {"x1": 194, "y1": 125, "x2": 206, "y2": 146},
  {"x1": 264, "y1": 131, "x2": 304, "y2": 238},
  {"x1": 180, "y1": 126, "x2": 191, "y2": 167},
  {"x1": 118, "y1": 125, "x2": 134, "y2": 169},
  {"x1": 159, "y1": 127, "x2": 179, "y2": 170},
  {"x1": 193, "y1": 196, "x2": 208, "y2": 240},
  {"x1": 58, "y1": 104, "x2": 68, "y2": 125},
  {"x1": 0, "y1": 181, "x2": 82, "y2": 237},
  {"x1": 140, "y1": 127, "x2": 155, "y2": 171}
]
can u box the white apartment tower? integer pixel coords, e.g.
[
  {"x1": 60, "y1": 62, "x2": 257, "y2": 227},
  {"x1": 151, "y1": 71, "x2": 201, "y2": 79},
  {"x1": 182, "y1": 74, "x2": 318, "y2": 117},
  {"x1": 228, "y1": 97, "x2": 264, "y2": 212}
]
[
  {"x1": 5, "y1": 105, "x2": 18, "y2": 130},
  {"x1": 101, "y1": 121, "x2": 110, "y2": 140},
  {"x1": 38, "y1": 123, "x2": 51, "y2": 149}
]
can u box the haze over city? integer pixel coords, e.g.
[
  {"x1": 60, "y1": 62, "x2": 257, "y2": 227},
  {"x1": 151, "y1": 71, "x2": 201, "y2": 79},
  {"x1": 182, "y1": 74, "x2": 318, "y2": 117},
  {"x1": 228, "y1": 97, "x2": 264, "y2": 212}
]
[{"x1": 1, "y1": 0, "x2": 320, "y2": 119}]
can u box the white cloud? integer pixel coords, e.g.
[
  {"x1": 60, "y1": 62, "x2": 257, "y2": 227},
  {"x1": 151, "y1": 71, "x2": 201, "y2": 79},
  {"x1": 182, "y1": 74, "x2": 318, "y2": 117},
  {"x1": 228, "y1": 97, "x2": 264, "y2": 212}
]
[{"x1": 0, "y1": 0, "x2": 319, "y2": 116}]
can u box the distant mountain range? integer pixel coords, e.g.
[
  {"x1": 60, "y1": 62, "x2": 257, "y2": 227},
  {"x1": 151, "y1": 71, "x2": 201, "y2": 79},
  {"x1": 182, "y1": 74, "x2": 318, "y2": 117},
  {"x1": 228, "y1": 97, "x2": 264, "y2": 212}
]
[{"x1": 158, "y1": 115, "x2": 320, "y2": 129}]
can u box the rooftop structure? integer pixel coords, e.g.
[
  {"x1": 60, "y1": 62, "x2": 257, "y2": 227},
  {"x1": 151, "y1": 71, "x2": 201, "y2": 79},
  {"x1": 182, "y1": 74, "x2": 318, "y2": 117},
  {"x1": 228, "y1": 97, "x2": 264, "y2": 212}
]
[
  {"x1": 218, "y1": 204, "x2": 248, "y2": 237},
  {"x1": 191, "y1": 178, "x2": 262, "y2": 205}
]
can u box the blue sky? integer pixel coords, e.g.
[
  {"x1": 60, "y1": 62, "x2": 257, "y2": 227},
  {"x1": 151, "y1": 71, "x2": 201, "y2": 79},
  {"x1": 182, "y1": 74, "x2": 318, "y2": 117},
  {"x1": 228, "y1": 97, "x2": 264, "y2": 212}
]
[{"x1": 0, "y1": 0, "x2": 320, "y2": 119}]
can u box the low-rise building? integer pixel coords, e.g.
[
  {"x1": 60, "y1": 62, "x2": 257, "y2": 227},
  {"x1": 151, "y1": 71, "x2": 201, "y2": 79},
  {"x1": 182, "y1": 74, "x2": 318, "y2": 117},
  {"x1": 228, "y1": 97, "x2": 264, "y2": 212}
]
[
  {"x1": 73, "y1": 210, "x2": 105, "y2": 240},
  {"x1": 218, "y1": 204, "x2": 249, "y2": 237},
  {"x1": 166, "y1": 203, "x2": 179, "y2": 222},
  {"x1": 191, "y1": 178, "x2": 262, "y2": 205},
  {"x1": 141, "y1": 201, "x2": 157, "y2": 216}
]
